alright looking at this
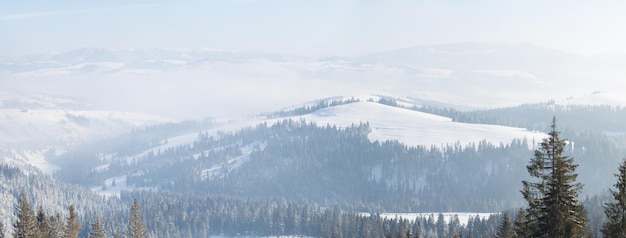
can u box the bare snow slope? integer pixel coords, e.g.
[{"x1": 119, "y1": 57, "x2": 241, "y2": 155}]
[
  {"x1": 295, "y1": 102, "x2": 545, "y2": 148},
  {"x1": 557, "y1": 91, "x2": 626, "y2": 108},
  {"x1": 0, "y1": 109, "x2": 173, "y2": 148}
]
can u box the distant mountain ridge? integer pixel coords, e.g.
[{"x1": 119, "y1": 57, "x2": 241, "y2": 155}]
[
  {"x1": 3, "y1": 42, "x2": 626, "y2": 117},
  {"x1": 0, "y1": 47, "x2": 293, "y2": 75}
]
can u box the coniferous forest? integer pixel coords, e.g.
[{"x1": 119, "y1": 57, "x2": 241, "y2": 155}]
[{"x1": 3, "y1": 101, "x2": 626, "y2": 237}]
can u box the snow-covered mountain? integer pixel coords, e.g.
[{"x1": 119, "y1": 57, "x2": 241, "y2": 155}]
[
  {"x1": 3, "y1": 43, "x2": 626, "y2": 119},
  {"x1": 0, "y1": 92, "x2": 173, "y2": 173},
  {"x1": 0, "y1": 47, "x2": 293, "y2": 76},
  {"x1": 0, "y1": 93, "x2": 173, "y2": 148}
]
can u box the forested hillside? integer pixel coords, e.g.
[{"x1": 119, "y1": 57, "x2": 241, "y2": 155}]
[
  {"x1": 4, "y1": 99, "x2": 626, "y2": 237},
  {"x1": 48, "y1": 100, "x2": 626, "y2": 213}
]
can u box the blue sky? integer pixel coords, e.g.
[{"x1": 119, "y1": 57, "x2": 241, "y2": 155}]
[{"x1": 2, "y1": 0, "x2": 626, "y2": 57}]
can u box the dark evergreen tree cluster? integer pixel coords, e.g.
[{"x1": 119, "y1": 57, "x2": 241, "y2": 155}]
[
  {"x1": 8, "y1": 194, "x2": 146, "y2": 238},
  {"x1": 13, "y1": 193, "x2": 82, "y2": 238},
  {"x1": 4, "y1": 190, "x2": 507, "y2": 238},
  {"x1": 409, "y1": 99, "x2": 626, "y2": 132}
]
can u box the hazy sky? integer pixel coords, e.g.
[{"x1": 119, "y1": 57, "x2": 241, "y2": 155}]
[{"x1": 2, "y1": 0, "x2": 626, "y2": 57}]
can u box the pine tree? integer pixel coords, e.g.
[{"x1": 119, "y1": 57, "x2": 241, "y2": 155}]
[
  {"x1": 13, "y1": 193, "x2": 39, "y2": 238},
  {"x1": 48, "y1": 213, "x2": 66, "y2": 238},
  {"x1": 602, "y1": 158, "x2": 626, "y2": 237},
  {"x1": 125, "y1": 199, "x2": 148, "y2": 238},
  {"x1": 495, "y1": 212, "x2": 514, "y2": 238},
  {"x1": 520, "y1": 117, "x2": 587, "y2": 237},
  {"x1": 36, "y1": 206, "x2": 48, "y2": 238},
  {"x1": 64, "y1": 205, "x2": 81, "y2": 238},
  {"x1": 513, "y1": 208, "x2": 532, "y2": 238},
  {"x1": 87, "y1": 217, "x2": 107, "y2": 238}
]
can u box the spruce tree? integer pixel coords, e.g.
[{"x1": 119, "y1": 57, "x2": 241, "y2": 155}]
[
  {"x1": 64, "y1": 205, "x2": 81, "y2": 238},
  {"x1": 495, "y1": 212, "x2": 514, "y2": 238},
  {"x1": 87, "y1": 217, "x2": 107, "y2": 238},
  {"x1": 13, "y1": 193, "x2": 39, "y2": 238},
  {"x1": 36, "y1": 206, "x2": 48, "y2": 238},
  {"x1": 48, "y1": 213, "x2": 66, "y2": 238},
  {"x1": 125, "y1": 199, "x2": 148, "y2": 238},
  {"x1": 520, "y1": 117, "x2": 586, "y2": 237},
  {"x1": 602, "y1": 158, "x2": 626, "y2": 237}
]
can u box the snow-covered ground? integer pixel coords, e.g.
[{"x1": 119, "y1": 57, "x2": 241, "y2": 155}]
[
  {"x1": 294, "y1": 101, "x2": 546, "y2": 148},
  {"x1": 0, "y1": 148, "x2": 59, "y2": 174},
  {"x1": 118, "y1": 132, "x2": 199, "y2": 165}
]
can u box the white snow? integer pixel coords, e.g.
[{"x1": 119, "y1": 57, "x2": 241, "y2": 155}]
[
  {"x1": 124, "y1": 133, "x2": 199, "y2": 164},
  {"x1": 90, "y1": 175, "x2": 155, "y2": 198},
  {"x1": 201, "y1": 141, "x2": 267, "y2": 180},
  {"x1": 293, "y1": 101, "x2": 545, "y2": 148},
  {"x1": 0, "y1": 108, "x2": 173, "y2": 148},
  {"x1": 557, "y1": 91, "x2": 626, "y2": 107},
  {"x1": 0, "y1": 148, "x2": 59, "y2": 173},
  {"x1": 474, "y1": 70, "x2": 540, "y2": 82}
]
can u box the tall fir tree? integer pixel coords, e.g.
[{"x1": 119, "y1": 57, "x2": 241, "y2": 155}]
[
  {"x1": 602, "y1": 158, "x2": 626, "y2": 237},
  {"x1": 513, "y1": 208, "x2": 532, "y2": 238},
  {"x1": 87, "y1": 217, "x2": 107, "y2": 238},
  {"x1": 13, "y1": 193, "x2": 39, "y2": 238},
  {"x1": 65, "y1": 205, "x2": 81, "y2": 238},
  {"x1": 496, "y1": 212, "x2": 514, "y2": 238},
  {"x1": 36, "y1": 206, "x2": 49, "y2": 238},
  {"x1": 520, "y1": 117, "x2": 587, "y2": 237},
  {"x1": 125, "y1": 199, "x2": 148, "y2": 238},
  {"x1": 48, "y1": 213, "x2": 66, "y2": 238}
]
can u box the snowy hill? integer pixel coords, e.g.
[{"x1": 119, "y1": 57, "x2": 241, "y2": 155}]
[
  {"x1": 0, "y1": 93, "x2": 174, "y2": 173},
  {"x1": 557, "y1": 91, "x2": 626, "y2": 108},
  {"x1": 45, "y1": 97, "x2": 626, "y2": 212},
  {"x1": 0, "y1": 108, "x2": 173, "y2": 148},
  {"x1": 50, "y1": 99, "x2": 547, "y2": 199},
  {"x1": 293, "y1": 101, "x2": 545, "y2": 148}
]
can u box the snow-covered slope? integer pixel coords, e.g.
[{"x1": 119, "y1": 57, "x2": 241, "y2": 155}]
[
  {"x1": 293, "y1": 101, "x2": 545, "y2": 148},
  {"x1": 557, "y1": 91, "x2": 626, "y2": 108},
  {"x1": 0, "y1": 108, "x2": 173, "y2": 148},
  {"x1": 0, "y1": 92, "x2": 174, "y2": 173}
]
